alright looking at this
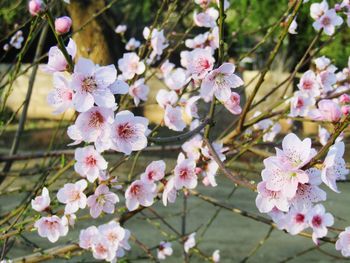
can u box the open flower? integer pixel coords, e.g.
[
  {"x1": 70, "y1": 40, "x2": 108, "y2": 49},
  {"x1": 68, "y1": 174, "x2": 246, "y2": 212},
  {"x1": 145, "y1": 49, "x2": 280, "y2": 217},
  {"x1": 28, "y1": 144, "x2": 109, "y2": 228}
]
[
  {"x1": 290, "y1": 91, "x2": 315, "y2": 117},
  {"x1": 87, "y1": 185, "x2": 119, "y2": 218},
  {"x1": 162, "y1": 177, "x2": 177, "y2": 206},
  {"x1": 157, "y1": 241, "x2": 173, "y2": 260},
  {"x1": 129, "y1": 78, "x2": 149, "y2": 106},
  {"x1": 194, "y1": 7, "x2": 219, "y2": 28},
  {"x1": 72, "y1": 58, "x2": 117, "y2": 112},
  {"x1": 110, "y1": 110, "x2": 149, "y2": 155},
  {"x1": 184, "y1": 232, "x2": 196, "y2": 253},
  {"x1": 307, "y1": 204, "x2": 334, "y2": 244},
  {"x1": 57, "y1": 179, "x2": 87, "y2": 214},
  {"x1": 313, "y1": 8, "x2": 343, "y2": 36},
  {"x1": 164, "y1": 68, "x2": 190, "y2": 91},
  {"x1": 79, "y1": 226, "x2": 99, "y2": 249},
  {"x1": 164, "y1": 105, "x2": 186, "y2": 131},
  {"x1": 47, "y1": 73, "x2": 74, "y2": 114},
  {"x1": 174, "y1": 153, "x2": 197, "y2": 190},
  {"x1": 255, "y1": 181, "x2": 290, "y2": 213},
  {"x1": 31, "y1": 187, "x2": 50, "y2": 212},
  {"x1": 118, "y1": 52, "x2": 145, "y2": 80},
  {"x1": 200, "y1": 63, "x2": 243, "y2": 102},
  {"x1": 298, "y1": 70, "x2": 320, "y2": 97},
  {"x1": 67, "y1": 106, "x2": 114, "y2": 151},
  {"x1": 321, "y1": 141, "x2": 348, "y2": 193},
  {"x1": 74, "y1": 146, "x2": 108, "y2": 182},
  {"x1": 182, "y1": 48, "x2": 215, "y2": 80},
  {"x1": 42, "y1": 38, "x2": 76, "y2": 73},
  {"x1": 125, "y1": 180, "x2": 156, "y2": 211},
  {"x1": 336, "y1": 227, "x2": 350, "y2": 257},
  {"x1": 222, "y1": 91, "x2": 242, "y2": 115},
  {"x1": 140, "y1": 160, "x2": 166, "y2": 182},
  {"x1": 156, "y1": 89, "x2": 178, "y2": 109},
  {"x1": 34, "y1": 215, "x2": 68, "y2": 243},
  {"x1": 98, "y1": 221, "x2": 125, "y2": 251}
]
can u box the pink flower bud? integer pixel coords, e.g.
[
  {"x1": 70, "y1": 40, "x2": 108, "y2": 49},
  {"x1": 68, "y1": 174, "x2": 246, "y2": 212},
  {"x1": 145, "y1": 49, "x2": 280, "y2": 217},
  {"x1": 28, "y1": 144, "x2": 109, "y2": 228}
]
[
  {"x1": 334, "y1": 4, "x2": 342, "y2": 12},
  {"x1": 28, "y1": 0, "x2": 43, "y2": 16},
  {"x1": 195, "y1": 167, "x2": 202, "y2": 175},
  {"x1": 342, "y1": 105, "x2": 350, "y2": 115},
  {"x1": 339, "y1": 94, "x2": 350, "y2": 104},
  {"x1": 55, "y1": 16, "x2": 72, "y2": 35}
]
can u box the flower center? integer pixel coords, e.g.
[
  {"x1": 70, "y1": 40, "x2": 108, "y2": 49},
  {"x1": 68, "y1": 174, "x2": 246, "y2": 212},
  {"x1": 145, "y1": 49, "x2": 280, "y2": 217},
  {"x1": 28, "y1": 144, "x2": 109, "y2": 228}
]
[
  {"x1": 89, "y1": 111, "x2": 105, "y2": 128},
  {"x1": 295, "y1": 213, "x2": 305, "y2": 223},
  {"x1": 312, "y1": 215, "x2": 322, "y2": 227},
  {"x1": 85, "y1": 155, "x2": 97, "y2": 167},
  {"x1": 117, "y1": 123, "x2": 134, "y2": 139},
  {"x1": 131, "y1": 184, "x2": 141, "y2": 195},
  {"x1": 82, "y1": 76, "x2": 97, "y2": 93},
  {"x1": 321, "y1": 16, "x2": 331, "y2": 26}
]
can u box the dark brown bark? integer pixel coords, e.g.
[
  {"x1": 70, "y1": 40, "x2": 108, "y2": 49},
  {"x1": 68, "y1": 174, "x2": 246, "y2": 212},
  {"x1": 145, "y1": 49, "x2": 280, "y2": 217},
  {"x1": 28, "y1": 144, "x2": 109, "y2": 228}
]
[{"x1": 67, "y1": 0, "x2": 115, "y2": 65}]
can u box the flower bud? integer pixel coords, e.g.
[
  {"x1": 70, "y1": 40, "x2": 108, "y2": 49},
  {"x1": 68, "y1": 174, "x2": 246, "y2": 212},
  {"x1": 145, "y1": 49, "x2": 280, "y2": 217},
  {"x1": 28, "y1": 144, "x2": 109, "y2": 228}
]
[
  {"x1": 28, "y1": 0, "x2": 44, "y2": 16},
  {"x1": 339, "y1": 94, "x2": 350, "y2": 104},
  {"x1": 55, "y1": 16, "x2": 72, "y2": 35},
  {"x1": 342, "y1": 105, "x2": 350, "y2": 116}
]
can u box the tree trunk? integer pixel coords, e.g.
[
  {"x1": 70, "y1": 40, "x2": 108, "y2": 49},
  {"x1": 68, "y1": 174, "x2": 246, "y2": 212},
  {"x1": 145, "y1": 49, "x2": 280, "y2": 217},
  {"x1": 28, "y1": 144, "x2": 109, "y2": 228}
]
[{"x1": 67, "y1": 0, "x2": 114, "y2": 65}]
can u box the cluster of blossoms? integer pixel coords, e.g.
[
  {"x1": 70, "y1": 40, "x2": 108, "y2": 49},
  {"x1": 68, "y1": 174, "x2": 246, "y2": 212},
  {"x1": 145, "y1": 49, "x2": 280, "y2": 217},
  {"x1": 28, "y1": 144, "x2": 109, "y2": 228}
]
[
  {"x1": 256, "y1": 133, "x2": 348, "y2": 246},
  {"x1": 289, "y1": 55, "x2": 350, "y2": 146},
  {"x1": 79, "y1": 221, "x2": 130, "y2": 262},
  {"x1": 27, "y1": 0, "x2": 239, "y2": 261},
  {"x1": 24, "y1": 0, "x2": 350, "y2": 261}
]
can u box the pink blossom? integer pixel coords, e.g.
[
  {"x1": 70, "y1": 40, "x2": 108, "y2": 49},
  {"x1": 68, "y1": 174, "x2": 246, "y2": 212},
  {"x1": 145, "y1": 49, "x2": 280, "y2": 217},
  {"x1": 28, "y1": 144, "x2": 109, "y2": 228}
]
[
  {"x1": 87, "y1": 185, "x2": 119, "y2": 218},
  {"x1": 164, "y1": 105, "x2": 186, "y2": 131},
  {"x1": 290, "y1": 91, "x2": 315, "y2": 117},
  {"x1": 182, "y1": 96, "x2": 200, "y2": 119},
  {"x1": 298, "y1": 70, "x2": 320, "y2": 96},
  {"x1": 34, "y1": 216, "x2": 68, "y2": 243},
  {"x1": 313, "y1": 99, "x2": 342, "y2": 122},
  {"x1": 314, "y1": 56, "x2": 336, "y2": 72},
  {"x1": 202, "y1": 160, "x2": 219, "y2": 187},
  {"x1": 125, "y1": 38, "x2": 140, "y2": 51},
  {"x1": 125, "y1": 179, "x2": 156, "y2": 211},
  {"x1": 160, "y1": 60, "x2": 175, "y2": 76},
  {"x1": 212, "y1": 249, "x2": 220, "y2": 262},
  {"x1": 79, "y1": 225, "x2": 99, "y2": 249},
  {"x1": 291, "y1": 168, "x2": 327, "y2": 208},
  {"x1": 276, "y1": 133, "x2": 316, "y2": 169},
  {"x1": 255, "y1": 181, "x2": 290, "y2": 213},
  {"x1": 182, "y1": 48, "x2": 215, "y2": 80},
  {"x1": 174, "y1": 153, "x2": 197, "y2": 190},
  {"x1": 116, "y1": 229, "x2": 131, "y2": 258},
  {"x1": 185, "y1": 32, "x2": 209, "y2": 49},
  {"x1": 222, "y1": 91, "x2": 242, "y2": 115},
  {"x1": 310, "y1": 1, "x2": 329, "y2": 20},
  {"x1": 342, "y1": 105, "x2": 350, "y2": 115},
  {"x1": 165, "y1": 68, "x2": 190, "y2": 91},
  {"x1": 68, "y1": 106, "x2": 114, "y2": 151},
  {"x1": 28, "y1": 0, "x2": 44, "y2": 16},
  {"x1": 31, "y1": 187, "x2": 50, "y2": 212},
  {"x1": 317, "y1": 70, "x2": 337, "y2": 92},
  {"x1": 57, "y1": 179, "x2": 87, "y2": 214},
  {"x1": 194, "y1": 8, "x2": 219, "y2": 28},
  {"x1": 162, "y1": 177, "x2": 177, "y2": 206},
  {"x1": 336, "y1": 227, "x2": 350, "y2": 257},
  {"x1": 115, "y1": 25, "x2": 127, "y2": 34},
  {"x1": 285, "y1": 206, "x2": 309, "y2": 235},
  {"x1": 140, "y1": 160, "x2": 166, "y2": 182},
  {"x1": 306, "y1": 204, "x2": 334, "y2": 244},
  {"x1": 74, "y1": 146, "x2": 108, "y2": 182},
  {"x1": 91, "y1": 237, "x2": 115, "y2": 261},
  {"x1": 98, "y1": 221, "x2": 125, "y2": 250},
  {"x1": 129, "y1": 78, "x2": 149, "y2": 106},
  {"x1": 340, "y1": 94, "x2": 350, "y2": 104},
  {"x1": 261, "y1": 156, "x2": 308, "y2": 198},
  {"x1": 118, "y1": 52, "x2": 145, "y2": 80},
  {"x1": 47, "y1": 73, "x2": 74, "y2": 114},
  {"x1": 71, "y1": 58, "x2": 117, "y2": 112},
  {"x1": 55, "y1": 16, "x2": 72, "y2": 35},
  {"x1": 156, "y1": 89, "x2": 178, "y2": 109},
  {"x1": 200, "y1": 63, "x2": 243, "y2": 102},
  {"x1": 313, "y1": 9, "x2": 343, "y2": 35},
  {"x1": 182, "y1": 135, "x2": 203, "y2": 161},
  {"x1": 184, "y1": 232, "x2": 196, "y2": 253},
  {"x1": 143, "y1": 27, "x2": 168, "y2": 58},
  {"x1": 110, "y1": 110, "x2": 149, "y2": 155},
  {"x1": 321, "y1": 141, "x2": 348, "y2": 193},
  {"x1": 157, "y1": 241, "x2": 173, "y2": 260},
  {"x1": 42, "y1": 38, "x2": 76, "y2": 73}
]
